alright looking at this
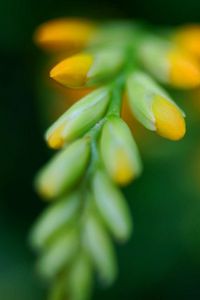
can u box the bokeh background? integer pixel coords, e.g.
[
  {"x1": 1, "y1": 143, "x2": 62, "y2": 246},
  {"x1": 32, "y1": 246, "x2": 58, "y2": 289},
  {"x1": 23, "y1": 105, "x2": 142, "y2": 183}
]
[{"x1": 1, "y1": 0, "x2": 200, "y2": 299}]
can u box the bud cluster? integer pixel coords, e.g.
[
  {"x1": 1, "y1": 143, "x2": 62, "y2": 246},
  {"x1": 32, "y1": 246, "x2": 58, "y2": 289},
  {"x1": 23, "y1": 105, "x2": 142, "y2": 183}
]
[{"x1": 31, "y1": 18, "x2": 200, "y2": 300}]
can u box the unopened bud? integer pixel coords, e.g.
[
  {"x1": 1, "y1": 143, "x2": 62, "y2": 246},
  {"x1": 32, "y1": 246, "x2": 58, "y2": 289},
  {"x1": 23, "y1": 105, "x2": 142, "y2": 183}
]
[
  {"x1": 83, "y1": 213, "x2": 117, "y2": 285},
  {"x1": 92, "y1": 170, "x2": 133, "y2": 241},
  {"x1": 100, "y1": 116, "x2": 142, "y2": 185},
  {"x1": 50, "y1": 48, "x2": 124, "y2": 88},
  {"x1": 46, "y1": 87, "x2": 110, "y2": 149},
  {"x1": 35, "y1": 138, "x2": 90, "y2": 199},
  {"x1": 126, "y1": 71, "x2": 186, "y2": 140},
  {"x1": 30, "y1": 192, "x2": 80, "y2": 250},
  {"x1": 138, "y1": 36, "x2": 200, "y2": 88}
]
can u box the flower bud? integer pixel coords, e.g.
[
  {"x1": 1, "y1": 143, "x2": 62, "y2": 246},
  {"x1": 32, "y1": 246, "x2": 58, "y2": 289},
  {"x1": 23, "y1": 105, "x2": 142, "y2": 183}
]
[
  {"x1": 34, "y1": 18, "x2": 95, "y2": 52},
  {"x1": 126, "y1": 71, "x2": 186, "y2": 140},
  {"x1": 46, "y1": 87, "x2": 110, "y2": 149},
  {"x1": 30, "y1": 192, "x2": 80, "y2": 250},
  {"x1": 50, "y1": 48, "x2": 124, "y2": 88},
  {"x1": 35, "y1": 138, "x2": 90, "y2": 199},
  {"x1": 38, "y1": 228, "x2": 78, "y2": 279},
  {"x1": 68, "y1": 251, "x2": 93, "y2": 300},
  {"x1": 48, "y1": 279, "x2": 65, "y2": 300},
  {"x1": 138, "y1": 36, "x2": 200, "y2": 88},
  {"x1": 90, "y1": 21, "x2": 134, "y2": 47},
  {"x1": 92, "y1": 170, "x2": 133, "y2": 241},
  {"x1": 100, "y1": 116, "x2": 142, "y2": 185},
  {"x1": 83, "y1": 214, "x2": 117, "y2": 285}
]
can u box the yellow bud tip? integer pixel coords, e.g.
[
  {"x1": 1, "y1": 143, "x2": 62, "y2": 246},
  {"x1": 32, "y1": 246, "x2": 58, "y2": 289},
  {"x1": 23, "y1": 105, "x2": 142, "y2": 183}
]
[
  {"x1": 46, "y1": 124, "x2": 65, "y2": 149},
  {"x1": 175, "y1": 25, "x2": 200, "y2": 58},
  {"x1": 112, "y1": 149, "x2": 134, "y2": 186},
  {"x1": 34, "y1": 18, "x2": 95, "y2": 52},
  {"x1": 50, "y1": 54, "x2": 93, "y2": 88},
  {"x1": 168, "y1": 51, "x2": 200, "y2": 88},
  {"x1": 35, "y1": 176, "x2": 55, "y2": 200},
  {"x1": 37, "y1": 185, "x2": 54, "y2": 200},
  {"x1": 152, "y1": 95, "x2": 186, "y2": 141}
]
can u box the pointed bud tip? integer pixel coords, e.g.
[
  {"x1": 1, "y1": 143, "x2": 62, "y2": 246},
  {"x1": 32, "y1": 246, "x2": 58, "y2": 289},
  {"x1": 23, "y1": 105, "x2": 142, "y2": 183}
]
[
  {"x1": 112, "y1": 149, "x2": 135, "y2": 186},
  {"x1": 168, "y1": 51, "x2": 200, "y2": 88},
  {"x1": 152, "y1": 95, "x2": 186, "y2": 141},
  {"x1": 50, "y1": 54, "x2": 93, "y2": 88},
  {"x1": 35, "y1": 179, "x2": 55, "y2": 200},
  {"x1": 46, "y1": 124, "x2": 65, "y2": 149}
]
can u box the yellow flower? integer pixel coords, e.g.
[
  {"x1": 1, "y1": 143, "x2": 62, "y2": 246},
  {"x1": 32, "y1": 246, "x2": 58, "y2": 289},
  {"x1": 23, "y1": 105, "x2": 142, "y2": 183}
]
[
  {"x1": 34, "y1": 18, "x2": 95, "y2": 52},
  {"x1": 139, "y1": 36, "x2": 200, "y2": 89},
  {"x1": 168, "y1": 50, "x2": 200, "y2": 88},
  {"x1": 174, "y1": 25, "x2": 200, "y2": 58}
]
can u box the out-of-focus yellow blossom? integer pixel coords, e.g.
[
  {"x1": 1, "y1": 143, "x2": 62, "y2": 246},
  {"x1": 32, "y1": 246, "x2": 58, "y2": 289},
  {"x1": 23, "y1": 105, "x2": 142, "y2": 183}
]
[
  {"x1": 139, "y1": 36, "x2": 200, "y2": 88},
  {"x1": 168, "y1": 50, "x2": 200, "y2": 88},
  {"x1": 34, "y1": 18, "x2": 96, "y2": 52},
  {"x1": 174, "y1": 25, "x2": 200, "y2": 59}
]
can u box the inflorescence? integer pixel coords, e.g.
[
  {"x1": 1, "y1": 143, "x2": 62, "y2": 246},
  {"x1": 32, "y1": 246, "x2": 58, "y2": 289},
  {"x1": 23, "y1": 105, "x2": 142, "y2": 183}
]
[{"x1": 30, "y1": 19, "x2": 200, "y2": 300}]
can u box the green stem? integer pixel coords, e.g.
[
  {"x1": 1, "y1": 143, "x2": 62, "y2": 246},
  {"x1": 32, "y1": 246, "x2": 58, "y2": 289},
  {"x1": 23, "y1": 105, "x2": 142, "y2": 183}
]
[
  {"x1": 107, "y1": 75, "x2": 125, "y2": 117},
  {"x1": 72, "y1": 41, "x2": 140, "y2": 279}
]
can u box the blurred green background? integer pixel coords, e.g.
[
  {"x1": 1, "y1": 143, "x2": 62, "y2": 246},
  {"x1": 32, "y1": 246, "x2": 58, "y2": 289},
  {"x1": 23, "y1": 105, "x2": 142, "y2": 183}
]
[{"x1": 1, "y1": 0, "x2": 200, "y2": 299}]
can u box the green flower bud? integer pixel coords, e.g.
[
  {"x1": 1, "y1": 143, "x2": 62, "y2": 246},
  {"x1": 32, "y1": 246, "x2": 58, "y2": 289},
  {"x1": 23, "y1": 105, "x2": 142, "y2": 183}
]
[
  {"x1": 68, "y1": 251, "x2": 93, "y2": 300},
  {"x1": 30, "y1": 192, "x2": 80, "y2": 250},
  {"x1": 138, "y1": 36, "x2": 200, "y2": 88},
  {"x1": 48, "y1": 279, "x2": 65, "y2": 300},
  {"x1": 50, "y1": 47, "x2": 124, "y2": 89},
  {"x1": 92, "y1": 170, "x2": 133, "y2": 241},
  {"x1": 83, "y1": 214, "x2": 117, "y2": 285},
  {"x1": 126, "y1": 70, "x2": 184, "y2": 131},
  {"x1": 138, "y1": 36, "x2": 170, "y2": 83},
  {"x1": 86, "y1": 47, "x2": 125, "y2": 86},
  {"x1": 100, "y1": 116, "x2": 142, "y2": 186},
  {"x1": 89, "y1": 22, "x2": 134, "y2": 47},
  {"x1": 126, "y1": 71, "x2": 186, "y2": 140},
  {"x1": 37, "y1": 228, "x2": 78, "y2": 279},
  {"x1": 46, "y1": 87, "x2": 110, "y2": 149},
  {"x1": 35, "y1": 138, "x2": 90, "y2": 199}
]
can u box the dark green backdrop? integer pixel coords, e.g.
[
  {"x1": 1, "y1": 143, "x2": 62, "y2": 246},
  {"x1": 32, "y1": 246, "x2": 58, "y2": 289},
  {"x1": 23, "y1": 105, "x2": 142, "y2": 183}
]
[{"x1": 1, "y1": 0, "x2": 200, "y2": 299}]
